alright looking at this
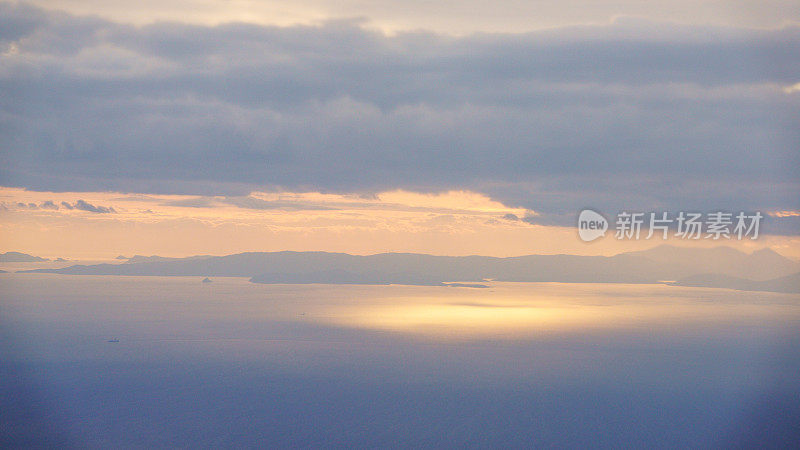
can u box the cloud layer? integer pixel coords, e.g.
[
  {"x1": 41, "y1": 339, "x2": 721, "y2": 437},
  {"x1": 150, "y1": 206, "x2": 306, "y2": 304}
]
[
  {"x1": 20, "y1": 0, "x2": 800, "y2": 32},
  {"x1": 0, "y1": 3, "x2": 798, "y2": 229}
]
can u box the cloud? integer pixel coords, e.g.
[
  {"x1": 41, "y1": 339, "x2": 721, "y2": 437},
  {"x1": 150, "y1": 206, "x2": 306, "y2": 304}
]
[
  {"x1": 221, "y1": 196, "x2": 336, "y2": 211},
  {"x1": 161, "y1": 197, "x2": 218, "y2": 208},
  {"x1": 73, "y1": 199, "x2": 115, "y2": 213},
  {"x1": 0, "y1": 4, "x2": 798, "y2": 234},
  {"x1": 19, "y1": 0, "x2": 800, "y2": 33},
  {"x1": 40, "y1": 200, "x2": 58, "y2": 209},
  {"x1": 521, "y1": 215, "x2": 539, "y2": 225},
  {"x1": 160, "y1": 195, "x2": 336, "y2": 210},
  {"x1": 60, "y1": 201, "x2": 74, "y2": 210},
  {"x1": 12, "y1": 201, "x2": 42, "y2": 209}
]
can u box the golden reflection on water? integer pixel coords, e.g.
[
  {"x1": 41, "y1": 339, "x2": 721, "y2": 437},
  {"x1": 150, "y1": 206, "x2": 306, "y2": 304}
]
[
  {"x1": 333, "y1": 303, "x2": 612, "y2": 333},
  {"x1": 311, "y1": 282, "x2": 800, "y2": 337}
]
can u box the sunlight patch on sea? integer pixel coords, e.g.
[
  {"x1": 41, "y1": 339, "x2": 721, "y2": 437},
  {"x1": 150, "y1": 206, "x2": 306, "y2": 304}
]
[{"x1": 309, "y1": 282, "x2": 800, "y2": 338}]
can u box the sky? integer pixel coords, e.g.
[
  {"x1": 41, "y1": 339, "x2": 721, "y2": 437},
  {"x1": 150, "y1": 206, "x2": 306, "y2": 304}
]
[{"x1": 0, "y1": 0, "x2": 798, "y2": 258}]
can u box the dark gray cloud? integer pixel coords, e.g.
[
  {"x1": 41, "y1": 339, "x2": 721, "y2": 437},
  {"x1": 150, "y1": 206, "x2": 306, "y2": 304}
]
[
  {"x1": 0, "y1": 4, "x2": 798, "y2": 233},
  {"x1": 40, "y1": 200, "x2": 58, "y2": 209},
  {"x1": 73, "y1": 199, "x2": 115, "y2": 213}
]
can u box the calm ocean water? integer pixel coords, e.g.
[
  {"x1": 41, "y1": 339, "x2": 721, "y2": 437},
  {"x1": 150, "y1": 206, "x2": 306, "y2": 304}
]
[{"x1": 2, "y1": 274, "x2": 799, "y2": 448}]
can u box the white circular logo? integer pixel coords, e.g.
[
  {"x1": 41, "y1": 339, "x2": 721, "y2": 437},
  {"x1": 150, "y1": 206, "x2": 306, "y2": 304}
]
[{"x1": 577, "y1": 209, "x2": 608, "y2": 242}]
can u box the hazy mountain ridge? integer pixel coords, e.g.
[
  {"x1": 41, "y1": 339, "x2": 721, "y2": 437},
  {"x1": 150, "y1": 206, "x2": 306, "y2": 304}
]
[
  {"x1": 0, "y1": 252, "x2": 49, "y2": 262},
  {"x1": 625, "y1": 246, "x2": 799, "y2": 281},
  {"x1": 17, "y1": 245, "x2": 800, "y2": 292},
  {"x1": 122, "y1": 255, "x2": 215, "y2": 264}
]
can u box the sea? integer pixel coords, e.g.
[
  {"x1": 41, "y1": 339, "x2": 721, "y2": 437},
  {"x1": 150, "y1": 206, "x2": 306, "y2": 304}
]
[{"x1": 1, "y1": 274, "x2": 798, "y2": 448}]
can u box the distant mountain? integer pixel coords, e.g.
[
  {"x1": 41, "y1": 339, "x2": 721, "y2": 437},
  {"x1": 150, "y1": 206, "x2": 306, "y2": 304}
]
[
  {"x1": 624, "y1": 245, "x2": 800, "y2": 281},
  {"x1": 19, "y1": 251, "x2": 660, "y2": 285},
  {"x1": 0, "y1": 252, "x2": 49, "y2": 262},
  {"x1": 17, "y1": 246, "x2": 799, "y2": 290},
  {"x1": 123, "y1": 255, "x2": 214, "y2": 264},
  {"x1": 671, "y1": 272, "x2": 800, "y2": 294}
]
